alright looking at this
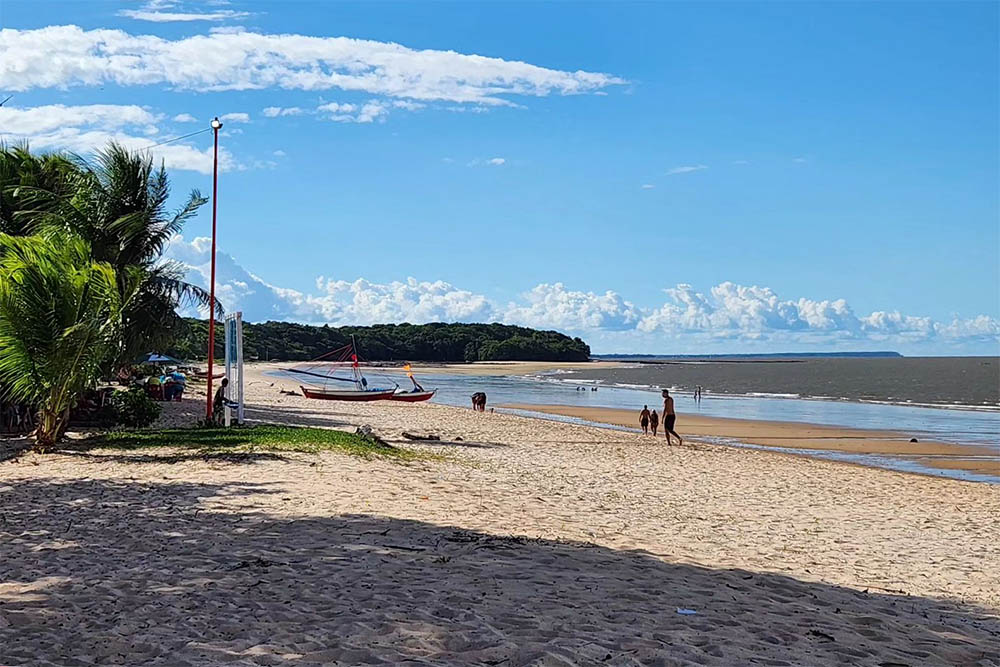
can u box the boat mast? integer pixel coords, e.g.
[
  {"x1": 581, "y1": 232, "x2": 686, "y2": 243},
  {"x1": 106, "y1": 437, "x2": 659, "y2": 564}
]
[{"x1": 351, "y1": 334, "x2": 362, "y2": 390}]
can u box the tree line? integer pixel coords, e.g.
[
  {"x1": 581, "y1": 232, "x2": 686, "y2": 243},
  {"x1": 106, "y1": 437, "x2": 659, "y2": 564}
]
[{"x1": 168, "y1": 319, "x2": 592, "y2": 363}]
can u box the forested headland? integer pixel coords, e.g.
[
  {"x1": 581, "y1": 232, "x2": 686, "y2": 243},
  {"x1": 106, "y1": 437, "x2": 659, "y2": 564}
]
[{"x1": 168, "y1": 319, "x2": 592, "y2": 362}]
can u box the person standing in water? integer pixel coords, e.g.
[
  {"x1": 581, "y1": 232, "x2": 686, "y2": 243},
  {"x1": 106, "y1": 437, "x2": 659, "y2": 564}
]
[
  {"x1": 662, "y1": 389, "x2": 683, "y2": 446},
  {"x1": 649, "y1": 408, "x2": 659, "y2": 436},
  {"x1": 639, "y1": 405, "x2": 650, "y2": 434}
]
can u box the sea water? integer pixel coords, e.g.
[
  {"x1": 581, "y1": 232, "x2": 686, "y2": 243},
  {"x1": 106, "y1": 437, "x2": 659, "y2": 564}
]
[{"x1": 271, "y1": 365, "x2": 1000, "y2": 483}]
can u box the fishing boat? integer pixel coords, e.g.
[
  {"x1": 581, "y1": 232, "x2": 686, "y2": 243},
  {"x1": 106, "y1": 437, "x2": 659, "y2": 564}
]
[
  {"x1": 300, "y1": 385, "x2": 397, "y2": 401},
  {"x1": 283, "y1": 336, "x2": 398, "y2": 401},
  {"x1": 390, "y1": 363, "x2": 436, "y2": 402},
  {"x1": 390, "y1": 388, "x2": 437, "y2": 402}
]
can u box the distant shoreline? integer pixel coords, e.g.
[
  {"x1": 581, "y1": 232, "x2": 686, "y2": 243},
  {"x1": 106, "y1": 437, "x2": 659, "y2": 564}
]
[{"x1": 593, "y1": 351, "x2": 903, "y2": 360}]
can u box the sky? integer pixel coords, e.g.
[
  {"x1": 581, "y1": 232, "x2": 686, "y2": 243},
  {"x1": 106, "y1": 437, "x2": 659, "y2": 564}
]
[{"x1": 1, "y1": 0, "x2": 997, "y2": 355}]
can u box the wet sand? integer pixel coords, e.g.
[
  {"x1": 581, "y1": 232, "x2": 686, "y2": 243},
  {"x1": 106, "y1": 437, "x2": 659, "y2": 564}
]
[
  {"x1": 503, "y1": 403, "x2": 999, "y2": 479},
  {"x1": 1, "y1": 365, "x2": 998, "y2": 666}
]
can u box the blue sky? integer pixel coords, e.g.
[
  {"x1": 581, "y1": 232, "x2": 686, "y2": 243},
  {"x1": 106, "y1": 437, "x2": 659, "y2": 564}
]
[{"x1": 1, "y1": 0, "x2": 997, "y2": 354}]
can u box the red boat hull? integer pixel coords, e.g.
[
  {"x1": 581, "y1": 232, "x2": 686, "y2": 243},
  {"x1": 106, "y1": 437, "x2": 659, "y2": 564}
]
[
  {"x1": 390, "y1": 390, "x2": 436, "y2": 403},
  {"x1": 300, "y1": 386, "x2": 396, "y2": 401}
]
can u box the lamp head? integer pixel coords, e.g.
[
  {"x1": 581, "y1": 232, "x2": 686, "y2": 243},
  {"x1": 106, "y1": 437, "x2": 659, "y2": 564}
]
[{"x1": 210, "y1": 117, "x2": 223, "y2": 130}]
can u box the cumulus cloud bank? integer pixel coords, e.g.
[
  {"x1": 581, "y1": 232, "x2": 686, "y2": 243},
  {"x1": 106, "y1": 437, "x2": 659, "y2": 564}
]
[
  {"x1": 0, "y1": 25, "x2": 625, "y2": 106},
  {"x1": 163, "y1": 235, "x2": 999, "y2": 353}
]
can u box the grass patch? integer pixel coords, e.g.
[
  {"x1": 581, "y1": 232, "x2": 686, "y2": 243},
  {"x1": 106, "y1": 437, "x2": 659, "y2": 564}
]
[{"x1": 87, "y1": 424, "x2": 432, "y2": 462}]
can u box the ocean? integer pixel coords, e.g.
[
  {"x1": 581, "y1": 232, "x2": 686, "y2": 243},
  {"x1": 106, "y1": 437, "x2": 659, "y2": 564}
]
[{"x1": 566, "y1": 356, "x2": 1000, "y2": 409}]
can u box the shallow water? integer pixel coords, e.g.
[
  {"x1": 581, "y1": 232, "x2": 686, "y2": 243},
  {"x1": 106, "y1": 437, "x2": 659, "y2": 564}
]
[
  {"x1": 396, "y1": 371, "x2": 1000, "y2": 448},
  {"x1": 274, "y1": 367, "x2": 1000, "y2": 483}
]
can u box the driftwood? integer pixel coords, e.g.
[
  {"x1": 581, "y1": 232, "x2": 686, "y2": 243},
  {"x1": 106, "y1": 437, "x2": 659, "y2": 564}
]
[
  {"x1": 401, "y1": 431, "x2": 441, "y2": 442},
  {"x1": 355, "y1": 425, "x2": 392, "y2": 449}
]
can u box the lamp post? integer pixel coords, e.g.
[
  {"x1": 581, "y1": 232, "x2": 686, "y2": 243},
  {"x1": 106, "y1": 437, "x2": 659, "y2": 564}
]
[{"x1": 206, "y1": 116, "x2": 223, "y2": 420}]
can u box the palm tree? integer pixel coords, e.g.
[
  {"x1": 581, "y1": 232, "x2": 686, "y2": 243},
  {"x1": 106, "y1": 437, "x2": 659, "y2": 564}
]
[
  {"x1": 1, "y1": 143, "x2": 218, "y2": 369},
  {"x1": 0, "y1": 233, "x2": 137, "y2": 449},
  {"x1": 0, "y1": 145, "x2": 78, "y2": 236}
]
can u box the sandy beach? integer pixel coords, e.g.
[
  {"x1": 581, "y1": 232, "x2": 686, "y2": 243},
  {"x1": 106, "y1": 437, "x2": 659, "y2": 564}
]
[
  {"x1": 2, "y1": 364, "x2": 998, "y2": 666},
  {"x1": 503, "y1": 404, "x2": 1000, "y2": 478}
]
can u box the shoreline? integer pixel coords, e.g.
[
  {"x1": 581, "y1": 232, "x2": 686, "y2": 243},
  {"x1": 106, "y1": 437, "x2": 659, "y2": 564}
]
[
  {"x1": 247, "y1": 361, "x2": 1000, "y2": 412},
  {"x1": 500, "y1": 403, "x2": 1000, "y2": 480},
  {"x1": 251, "y1": 361, "x2": 998, "y2": 480}
]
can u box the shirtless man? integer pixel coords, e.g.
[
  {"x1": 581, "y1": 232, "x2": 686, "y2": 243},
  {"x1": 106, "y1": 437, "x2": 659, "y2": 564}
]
[
  {"x1": 661, "y1": 389, "x2": 683, "y2": 446},
  {"x1": 639, "y1": 405, "x2": 650, "y2": 434}
]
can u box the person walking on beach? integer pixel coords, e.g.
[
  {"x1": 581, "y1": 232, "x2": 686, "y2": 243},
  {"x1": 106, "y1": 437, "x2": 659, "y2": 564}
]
[
  {"x1": 649, "y1": 409, "x2": 659, "y2": 436},
  {"x1": 639, "y1": 405, "x2": 650, "y2": 434},
  {"x1": 662, "y1": 389, "x2": 683, "y2": 446}
]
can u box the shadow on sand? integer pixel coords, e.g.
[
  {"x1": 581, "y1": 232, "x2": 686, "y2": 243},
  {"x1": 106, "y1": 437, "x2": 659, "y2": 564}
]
[{"x1": 1, "y1": 477, "x2": 997, "y2": 666}]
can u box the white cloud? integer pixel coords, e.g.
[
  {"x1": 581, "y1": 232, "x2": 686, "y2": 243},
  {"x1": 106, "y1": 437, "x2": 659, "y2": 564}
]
[
  {"x1": 161, "y1": 235, "x2": 1000, "y2": 353},
  {"x1": 172, "y1": 112, "x2": 197, "y2": 122},
  {"x1": 467, "y1": 157, "x2": 507, "y2": 167},
  {"x1": 164, "y1": 235, "x2": 495, "y2": 324},
  {"x1": 356, "y1": 101, "x2": 387, "y2": 123},
  {"x1": 504, "y1": 283, "x2": 642, "y2": 332},
  {"x1": 209, "y1": 25, "x2": 248, "y2": 35},
  {"x1": 317, "y1": 102, "x2": 355, "y2": 114},
  {"x1": 641, "y1": 184, "x2": 655, "y2": 189},
  {"x1": 634, "y1": 282, "x2": 991, "y2": 348},
  {"x1": 0, "y1": 25, "x2": 625, "y2": 106},
  {"x1": 0, "y1": 103, "x2": 159, "y2": 135},
  {"x1": 391, "y1": 100, "x2": 426, "y2": 111},
  {"x1": 262, "y1": 106, "x2": 304, "y2": 117},
  {"x1": 0, "y1": 103, "x2": 235, "y2": 174},
  {"x1": 272, "y1": 149, "x2": 286, "y2": 157},
  {"x1": 666, "y1": 165, "x2": 708, "y2": 175},
  {"x1": 118, "y1": 9, "x2": 251, "y2": 22},
  {"x1": 316, "y1": 100, "x2": 388, "y2": 123},
  {"x1": 220, "y1": 112, "x2": 250, "y2": 123},
  {"x1": 793, "y1": 157, "x2": 808, "y2": 163}
]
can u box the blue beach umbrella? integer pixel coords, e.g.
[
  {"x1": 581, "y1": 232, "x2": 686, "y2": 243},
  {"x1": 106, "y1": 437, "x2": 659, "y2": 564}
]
[{"x1": 138, "y1": 353, "x2": 183, "y2": 365}]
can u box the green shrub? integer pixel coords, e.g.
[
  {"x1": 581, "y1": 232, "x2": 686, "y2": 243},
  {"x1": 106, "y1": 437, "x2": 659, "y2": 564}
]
[{"x1": 110, "y1": 387, "x2": 161, "y2": 428}]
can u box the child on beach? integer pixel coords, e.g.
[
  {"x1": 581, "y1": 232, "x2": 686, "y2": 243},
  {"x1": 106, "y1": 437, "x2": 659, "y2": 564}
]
[
  {"x1": 649, "y1": 409, "x2": 659, "y2": 436},
  {"x1": 639, "y1": 406, "x2": 650, "y2": 434}
]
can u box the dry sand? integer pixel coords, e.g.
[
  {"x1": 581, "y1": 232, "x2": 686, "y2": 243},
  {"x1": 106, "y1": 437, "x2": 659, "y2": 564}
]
[{"x1": 1, "y1": 364, "x2": 998, "y2": 666}]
